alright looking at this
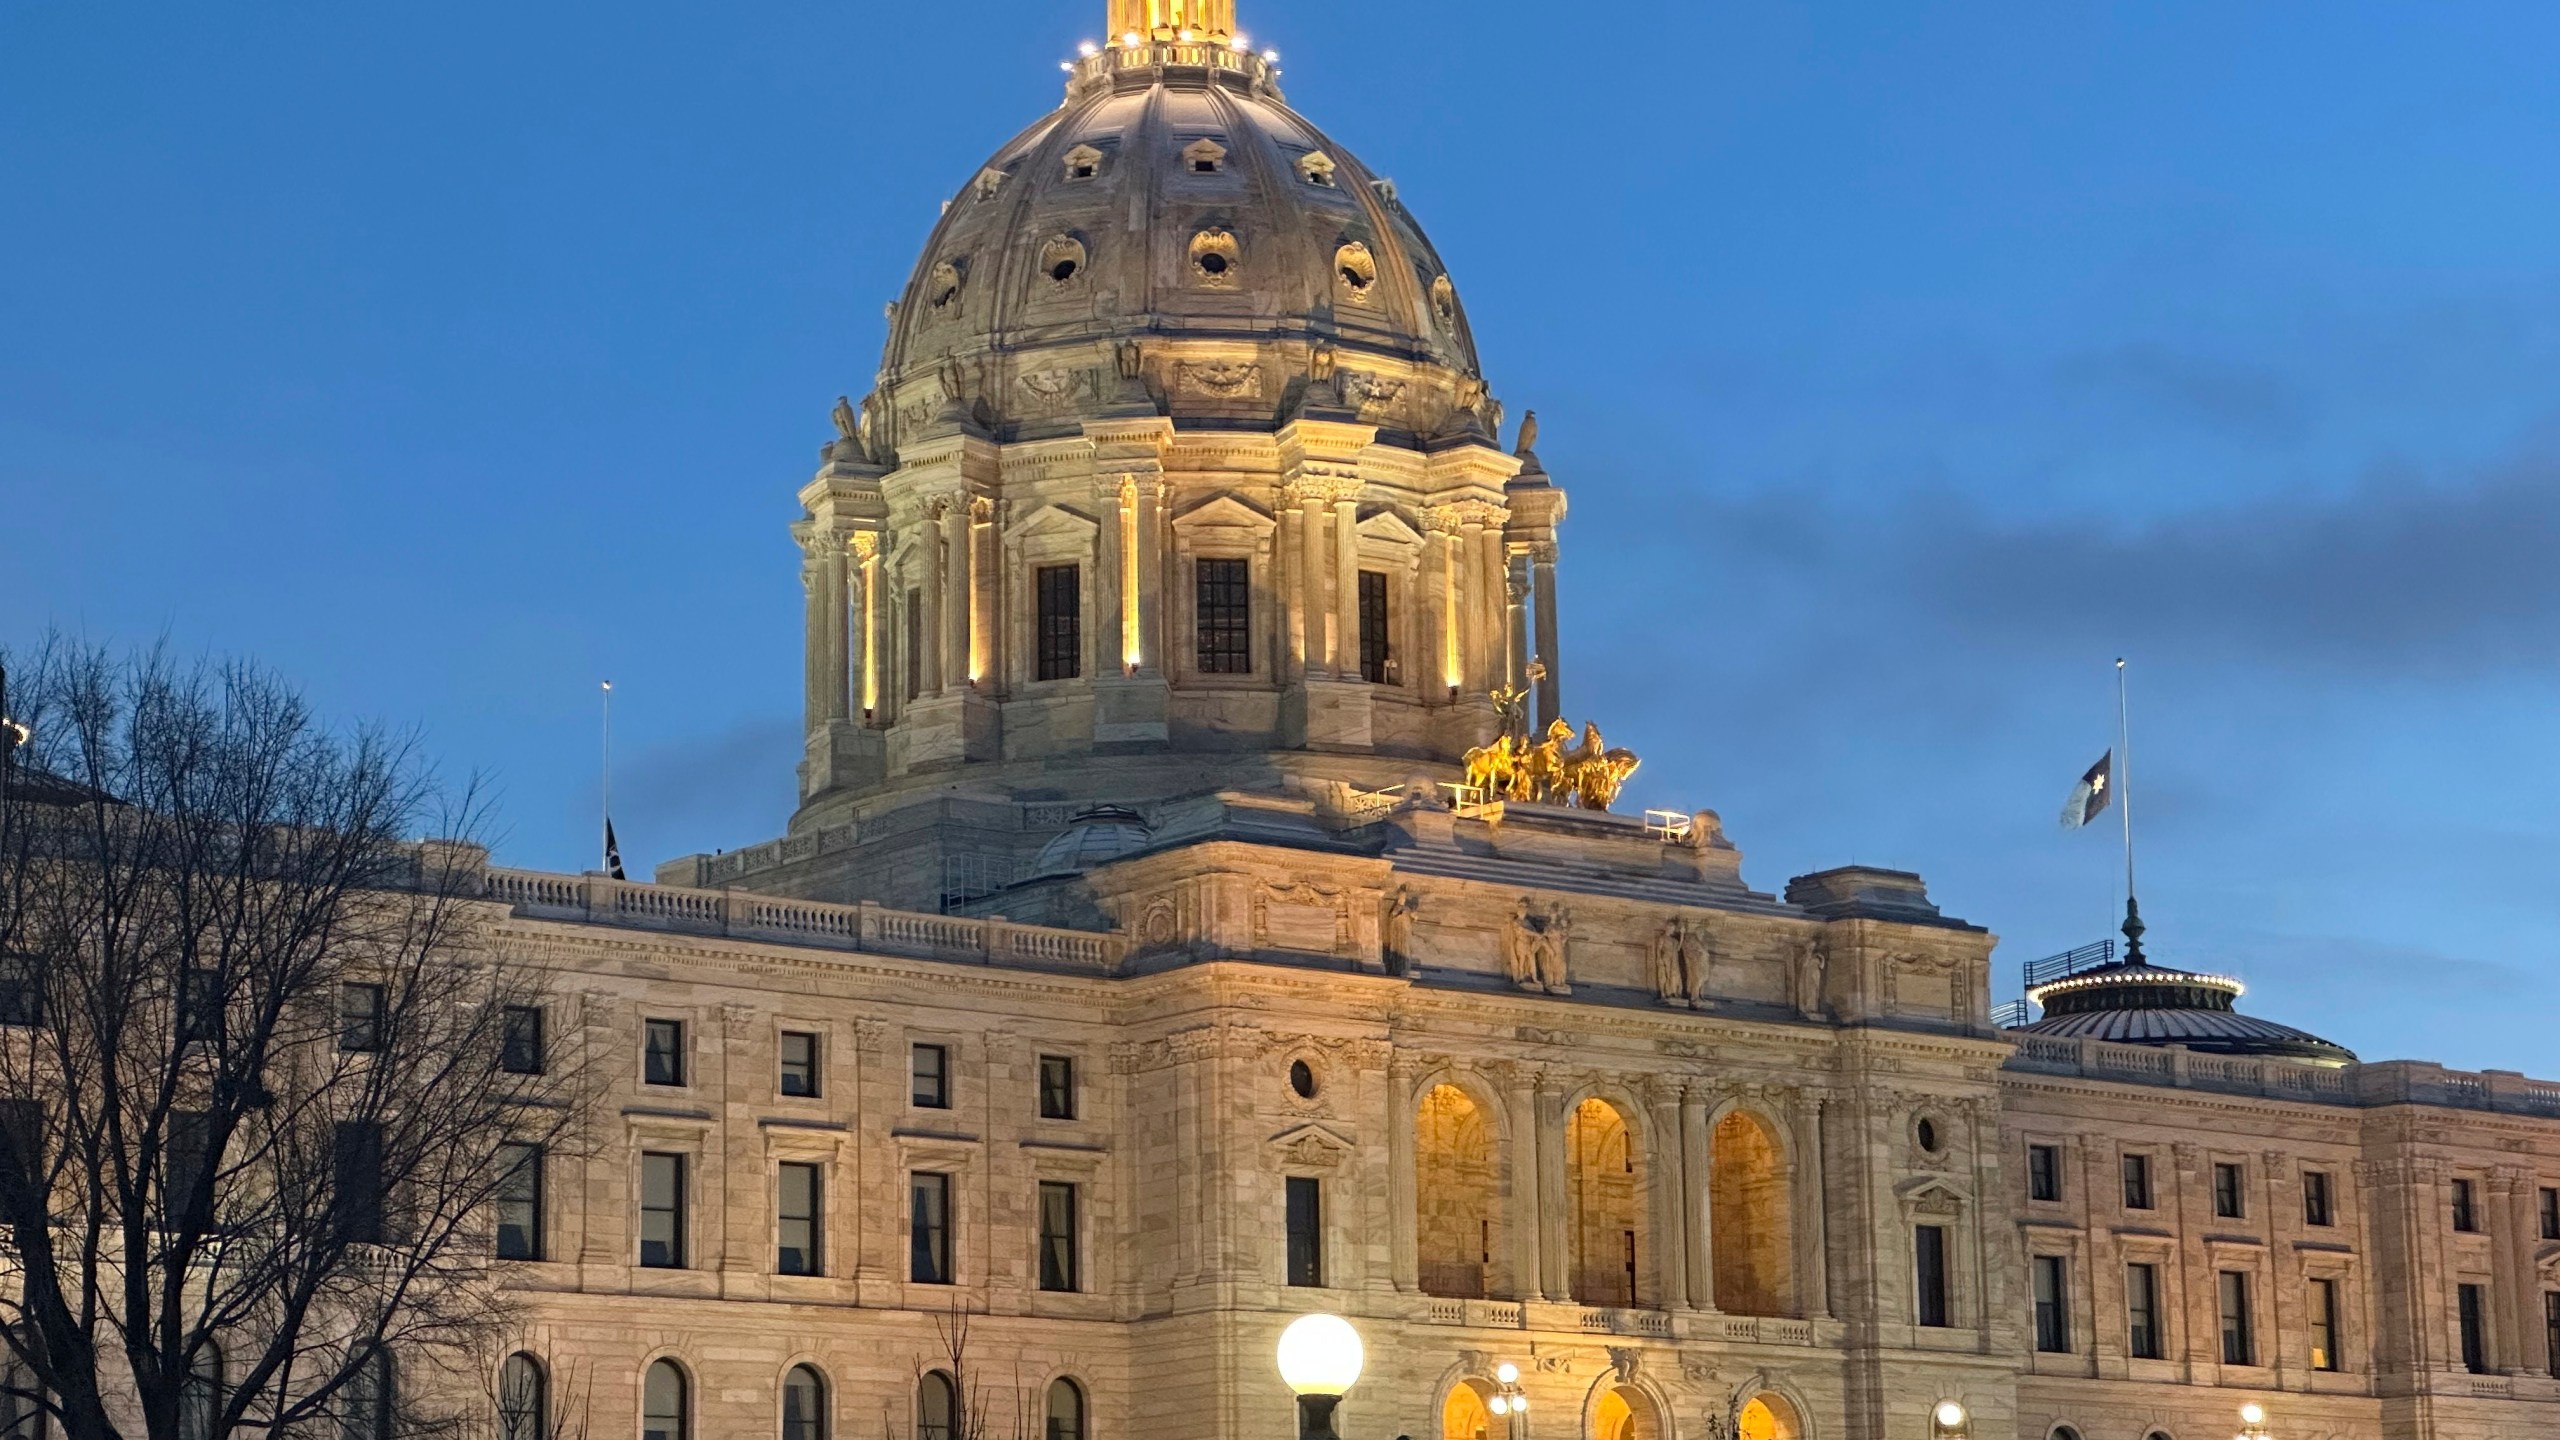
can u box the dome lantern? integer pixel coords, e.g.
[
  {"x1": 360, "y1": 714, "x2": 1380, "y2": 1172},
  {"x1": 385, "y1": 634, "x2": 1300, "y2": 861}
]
[{"x1": 1107, "y1": 0, "x2": 1238, "y2": 43}]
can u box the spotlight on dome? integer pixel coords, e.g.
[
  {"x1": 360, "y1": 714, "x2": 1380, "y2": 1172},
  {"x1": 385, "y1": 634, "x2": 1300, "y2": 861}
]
[
  {"x1": 1178, "y1": 28, "x2": 1194, "y2": 41},
  {"x1": 1230, "y1": 33, "x2": 1250, "y2": 51},
  {"x1": 1122, "y1": 30, "x2": 1142, "y2": 47},
  {"x1": 1078, "y1": 39, "x2": 1099, "y2": 56},
  {"x1": 1263, "y1": 48, "x2": 1281, "y2": 62},
  {"x1": 1060, "y1": 61, "x2": 1075, "y2": 71}
]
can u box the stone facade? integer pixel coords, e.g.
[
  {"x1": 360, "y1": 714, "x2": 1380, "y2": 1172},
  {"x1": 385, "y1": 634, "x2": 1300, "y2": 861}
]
[{"x1": 410, "y1": 9, "x2": 2560, "y2": 1440}]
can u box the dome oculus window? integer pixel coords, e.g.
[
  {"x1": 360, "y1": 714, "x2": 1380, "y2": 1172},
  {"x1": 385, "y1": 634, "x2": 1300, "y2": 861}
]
[
  {"x1": 1189, "y1": 228, "x2": 1240, "y2": 287},
  {"x1": 1915, "y1": 1115, "x2": 1944, "y2": 1156},
  {"x1": 1287, "y1": 1059, "x2": 1318, "y2": 1100},
  {"x1": 1062, "y1": 144, "x2": 1105, "y2": 181},
  {"x1": 1039, "y1": 235, "x2": 1088, "y2": 286},
  {"x1": 1297, "y1": 151, "x2": 1338, "y2": 187},
  {"x1": 1181, "y1": 137, "x2": 1228, "y2": 175},
  {"x1": 928, "y1": 260, "x2": 964, "y2": 310},
  {"x1": 1333, "y1": 243, "x2": 1378, "y2": 301}
]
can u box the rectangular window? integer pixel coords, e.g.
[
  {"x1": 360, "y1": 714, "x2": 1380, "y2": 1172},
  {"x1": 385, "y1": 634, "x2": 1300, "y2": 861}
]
[
  {"x1": 779, "y1": 1031, "x2": 820, "y2": 1098},
  {"x1": 2541, "y1": 1187, "x2": 2559, "y2": 1241},
  {"x1": 643, "y1": 1019, "x2": 685, "y2": 1087},
  {"x1": 1194, "y1": 557, "x2": 1251, "y2": 674},
  {"x1": 337, "y1": 982, "x2": 385, "y2": 1053},
  {"x1": 501, "y1": 1005, "x2": 545, "y2": 1075},
  {"x1": 2219, "y1": 1270, "x2": 2254, "y2": 1366},
  {"x1": 2032, "y1": 1255, "x2": 2071, "y2": 1353},
  {"x1": 1914, "y1": 1224, "x2": 1950, "y2": 1328},
  {"x1": 1357, "y1": 570, "x2": 1391, "y2": 684},
  {"x1": 2452, "y1": 1177, "x2": 2479, "y2": 1233},
  {"x1": 2027, "y1": 1144, "x2": 2061, "y2": 1203},
  {"x1": 2459, "y1": 1282, "x2": 2488, "y2": 1374},
  {"x1": 167, "y1": 1110, "x2": 211, "y2": 1225},
  {"x1": 778, "y1": 1162, "x2": 822, "y2": 1276},
  {"x1": 2546, "y1": 1292, "x2": 2560, "y2": 1379},
  {"x1": 1285, "y1": 1175, "x2": 1323, "y2": 1287},
  {"x1": 332, "y1": 1120, "x2": 385, "y2": 1243},
  {"x1": 2121, "y1": 1152, "x2": 2153, "y2": 1211},
  {"x1": 910, "y1": 1172, "x2": 952, "y2": 1284},
  {"x1": 2304, "y1": 1169, "x2": 2334, "y2": 1227},
  {"x1": 905, "y1": 589, "x2": 924, "y2": 701},
  {"x1": 179, "y1": 968, "x2": 222, "y2": 1047},
  {"x1": 496, "y1": 1142, "x2": 542, "y2": 1261},
  {"x1": 2127, "y1": 1262, "x2": 2162, "y2": 1359},
  {"x1": 2310, "y1": 1277, "x2": 2341, "y2": 1371},
  {"x1": 0, "y1": 953, "x2": 43, "y2": 1029},
  {"x1": 1038, "y1": 1054, "x2": 1076, "y2": 1120},
  {"x1": 1038, "y1": 1180, "x2": 1079, "y2": 1293},
  {"x1": 911, "y1": 1043, "x2": 950, "y2": 1108},
  {"x1": 639, "y1": 1152, "x2": 685, "y2": 1268},
  {"x1": 2213, "y1": 1161, "x2": 2245, "y2": 1219},
  {"x1": 1036, "y1": 564, "x2": 1082, "y2": 681},
  {"x1": 0, "y1": 1100, "x2": 41, "y2": 1199}
]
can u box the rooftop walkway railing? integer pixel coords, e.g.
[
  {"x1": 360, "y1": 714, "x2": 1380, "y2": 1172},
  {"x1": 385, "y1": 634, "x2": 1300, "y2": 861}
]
[
  {"x1": 2005, "y1": 1031, "x2": 2560, "y2": 1118},
  {"x1": 479, "y1": 867, "x2": 1125, "y2": 976}
]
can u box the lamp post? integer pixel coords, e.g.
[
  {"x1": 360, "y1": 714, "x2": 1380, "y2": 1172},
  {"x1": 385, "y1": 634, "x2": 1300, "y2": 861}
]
[
  {"x1": 1486, "y1": 1362, "x2": 1528, "y2": 1435},
  {"x1": 2234, "y1": 1402, "x2": 2269, "y2": 1440},
  {"x1": 1277, "y1": 1313, "x2": 1364, "y2": 1440},
  {"x1": 1930, "y1": 1400, "x2": 1969, "y2": 1439}
]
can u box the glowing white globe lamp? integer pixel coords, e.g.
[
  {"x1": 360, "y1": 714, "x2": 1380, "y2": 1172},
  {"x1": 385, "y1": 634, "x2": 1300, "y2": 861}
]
[
  {"x1": 1277, "y1": 1314, "x2": 1364, "y2": 1439},
  {"x1": 1931, "y1": 1399, "x2": 1969, "y2": 1437},
  {"x1": 1495, "y1": 1364, "x2": 1519, "y2": 1386},
  {"x1": 2239, "y1": 1404, "x2": 2266, "y2": 1427}
]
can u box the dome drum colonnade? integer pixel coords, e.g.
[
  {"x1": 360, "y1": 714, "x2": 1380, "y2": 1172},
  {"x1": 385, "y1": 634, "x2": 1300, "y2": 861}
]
[{"x1": 788, "y1": 1, "x2": 1565, "y2": 821}]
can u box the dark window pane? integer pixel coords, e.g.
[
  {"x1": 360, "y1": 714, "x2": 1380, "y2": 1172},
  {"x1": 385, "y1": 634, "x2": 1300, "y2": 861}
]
[
  {"x1": 779, "y1": 1162, "x2": 822, "y2": 1276},
  {"x1": 2127, "y1": 1262, "x2": 2161, "y2": 1359},
  {"x1": 0, "y1": 953, "x2": 44, "y2": 1029},
  {"x1": 2033, "y1": 1255, "x2": 2071, "y2": 1353},
  {"x1": 496, "y1": 1142, "x2": 542, "y2": 1261},
  {"x1": 640, "y1": 1152, "x2": 685, "y2": 1268},
  {"x1": 2459, "y1": 1283, "x2": 2488, "y2": 1373},
  {"x1": 332, "y1": 1121, "x2": 385, "y2": 1243},
  {"x1": 2541, "y1": 1187, "x2": 2559, "y2": 1241},
  {"x1": 1915, "y1": 1224, "x2": 1949, "y2": 1328},
  {"x1": 1038, "y1": 1055, "x2": 1075, "y2": 1120},
  {"x1": 338, "y1": 983, "x2": 385, "y2": 1053},
  {"x1": 780, "y1": 1031, "x2": 820, "y2": 1098},
  {"x1": 1038, "y1": 1181, "x2": 1079, "y2": 1293},
  {"x1": 179, "y1": 969, "x2": 223, "y2": 1047},
  {"x1": 910, "y1": 1172, "x2": 952, "y2": 1284},
  {"x1": 2310, "y1": 1278, "x2": 2341, "y2": 1371},
  {"x1": 912, "y1": 1044, "x2": 949, "y2": 1108},
  {"x1": 1195, "y1": 558, "x2": 1251, "y2": 674},
  {"x1": 1044, "y1": 1380, "x2": 1085, "y2": 1440},
  {"x1": 2121, "y1": 1153, "x2": 2152, "y2": 1210},
  {"x1": 783, "y1": 1367, "x2": 827, "y2": 1440},
  {"x1": 1036, "y1": 565, "x2": 1082, "y2": 681},
  {"x1": 1285, "y1": 1176, "x2": 1322, "y2": 1287},
  {"x1": 2304, "y1": 1170, "x2": 2333, "y2": 1227},
  {"x1": 2453, "y1": 1178, "x2": 2478, "y2": 1233},
  {"x1": 642, "y1": 1360, "x2": 686, "y2": 1440},
  {"x1": 1357, "y1": 570, "x2": 1390, "y2": 683},
  {"x1": 167, "y1": 1109, "x2": 210, "y2": 1228},
  {"x1": 498, "y1": 1355, "x2": 546, "y2": 1440},
  {"x1": 502, "y1": 1006, "x2": 545, "y2": 1075},
  {"x1": 2220, "y1": 1270, "x2": 2254, "y2": 1366},
  {"x1": 917, "y1": 1373, "x2": 956, "y2": 1440},
  {"x1": 2028, "y1": 1144, "x2": 2060, "y2": 1203},
  {"x1": 644, "y1": 1019, "x2": 685, "y2": 1087},
  {"x1": 2213, "y1": 1162, "x2": 2244, "y2": 1219}
]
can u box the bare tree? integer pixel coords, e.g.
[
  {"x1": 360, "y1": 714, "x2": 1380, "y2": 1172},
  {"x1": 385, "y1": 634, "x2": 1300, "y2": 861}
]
[
  {"x1": 0, "y1": 639, "x2": 581, "y2": 1440},
  {"x1": 916, "y1": 1303, "x2": 1031, "y2": 1440}
]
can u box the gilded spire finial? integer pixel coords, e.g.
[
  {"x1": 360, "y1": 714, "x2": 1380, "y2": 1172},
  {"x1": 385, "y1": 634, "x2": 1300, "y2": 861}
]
[{"x1": 1107, "y1": 0, "x2": 1238, "y2": 42}]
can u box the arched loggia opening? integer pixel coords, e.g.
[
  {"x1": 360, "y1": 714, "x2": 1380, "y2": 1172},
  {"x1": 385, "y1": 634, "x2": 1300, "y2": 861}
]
[
  {"x1": 1440, "y1": 1379, "x2": 1494, "y2": 1440},
  {"x1": 1592, "y1": 1384, "x2": 1664, "y2": 1440},
  {"x1": 1566, "y1": 1097, "x2": 1643, "y2": 1307},
  {"x1": 1711, "y1": 1109, "x2": 1796, "y2": 1316},
  {"x1": 1737, "y1": 1393, "x2": 1802, "y2": 1440},
  {"x1": 1416, "y1": 1083, "x2": 1504, "y2": 1298}
]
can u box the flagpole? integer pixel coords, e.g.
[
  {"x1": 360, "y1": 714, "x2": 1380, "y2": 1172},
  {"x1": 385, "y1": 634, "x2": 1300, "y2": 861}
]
[
  {"x1": 2116, "y1": 657, "x2": 2143, "y2": 961},
  {"x1": 600, "y1": 680, "x2": 613, "y2": 873}
]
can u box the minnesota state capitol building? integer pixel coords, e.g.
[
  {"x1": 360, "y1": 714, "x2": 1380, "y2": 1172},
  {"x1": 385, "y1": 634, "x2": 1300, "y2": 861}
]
[{"x1": 459, "y1": 5, "x2": 2560, "y2": 1439}]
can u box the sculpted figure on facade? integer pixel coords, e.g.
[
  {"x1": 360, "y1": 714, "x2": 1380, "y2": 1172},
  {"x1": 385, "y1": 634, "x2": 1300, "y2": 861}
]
[
  {"x1": 1381, "y1": 885, "x2": 1418, "y2": 976},
  {"x1": 1507, "y1": 898, "x2": 1572, "y2": 994},
  {"x1": 1790, "y1": 935, "x2": 1829, "y2": 1019}
]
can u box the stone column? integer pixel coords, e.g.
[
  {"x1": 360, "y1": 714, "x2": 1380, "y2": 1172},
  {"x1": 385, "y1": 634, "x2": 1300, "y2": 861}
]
[
  {"x1": 1791, "y1": 1092, "x2": 1832, "y2": 1318},
  {"x1": 852, "y1": 532, "x2": 881, "y2": 720},
  {"x1": 800, "y1": 536, "x2": 833, "y2": 735},
  {"x1": 1133, "y1": 477, "x2": 1165, "y2": 676},
  {"x1": 1093, "y1": 478, "x2": 1125, "y2": 676},
  {"x1": 1421, "y1": 512, "x2": 1456, "y2": 697},
  {"x1": 968, "y1": 497, "x2": 996, "y2": 687},
  {"x1": 2496, "y1": 1168, "x2": 2535, "y2": 1373},
  {"x1": 919, "y1": 501, "x2": 947, "y2": 696},
  {"x1": 1388, "y1": 1054, "x2": 1418, "y2": 1292},
  {"x1": 1475, "y1": 519, "x2": 1508, "y2": 698},
  {"x1": 1681, "y1": 1085, "x2": 1715, "y2": 1311},
  {"x1": 1505, "y1": 1066, "x2": 1544, "y2": 1302},
  {"x1": 1645, "y1": 1081, "x2": 1688, "y2": 1310},
  {"x1": 1536, "y1": 1074, "x2": 1571, "y2": 1302},
  {"x1": 941, "y1": 497, "x2": 972, "y2": 693},
  {"x1": 1277, "y1": 498, "x2": 1305, "y2": 681},
  {"x1": 1299, "y1": 487, "x2": 1331, "y2": 677},
  {"x1": 1531, "y1": 542, "x2": 1562, "y2": 727},
  {"x1": 1333, "y1": 491, "x2": 1362, "y2": 680},
  {"x1": 1505, "y1": 548, "x2": 1530, "y2": 695},
  {"x1": 1455, "y1": 513, "x2": 1488, "y2": 696}
]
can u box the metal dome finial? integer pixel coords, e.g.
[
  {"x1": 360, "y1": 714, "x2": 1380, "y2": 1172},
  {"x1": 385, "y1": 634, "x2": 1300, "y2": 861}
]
[{"x1": 1107, "y1": 0, "x2": 1237, "y2": 42}]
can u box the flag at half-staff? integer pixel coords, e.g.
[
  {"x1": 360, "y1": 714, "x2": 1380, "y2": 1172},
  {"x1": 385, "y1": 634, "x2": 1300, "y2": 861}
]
[{"x1": 2059, "y1": 751, "x2": 2112, "y2": 829}]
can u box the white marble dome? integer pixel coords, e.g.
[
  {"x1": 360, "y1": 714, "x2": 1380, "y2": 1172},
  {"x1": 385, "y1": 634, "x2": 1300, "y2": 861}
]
[{"x1": 869, "y1": 40, "x2": 1481, "y2": 449}]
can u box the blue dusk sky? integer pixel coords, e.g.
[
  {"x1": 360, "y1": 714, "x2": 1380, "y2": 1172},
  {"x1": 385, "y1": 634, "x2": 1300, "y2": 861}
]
[{"x1": 5, "y1": 3, "x2": 2557, "y2": 1071}]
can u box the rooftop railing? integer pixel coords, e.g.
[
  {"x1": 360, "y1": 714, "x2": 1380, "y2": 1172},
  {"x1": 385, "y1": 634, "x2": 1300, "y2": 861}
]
[{"x1": 2004, "y1": 1033, "x2": 2560, "y2": 1118}]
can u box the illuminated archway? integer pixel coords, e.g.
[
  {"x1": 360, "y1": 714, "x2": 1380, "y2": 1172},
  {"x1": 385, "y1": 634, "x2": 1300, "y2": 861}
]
[
  {"x1": 1711, "y1": 1109, "x2": 1796, "y2": 1316},
  {"x1": 1566, "y1": 1097, "x2": 1643, "y2": 1306},
  {"x1": 1737, "y1": 1393, "x2": 1801, "y2": 1440},
  {"x1": 1592, "y1": 1384, "x2": 1663, "y2": 1440},
  {"x1": 1417, "y1": 1083, "x2": 1505, "y2": 1297},
  {"x1": 1440, "y1": 1380, "x2": 1493, "y2": 1440}
]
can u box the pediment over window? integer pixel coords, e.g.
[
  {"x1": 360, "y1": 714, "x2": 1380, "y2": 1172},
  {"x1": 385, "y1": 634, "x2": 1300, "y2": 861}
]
[
  {"x1": 1268, "y1": 1121, "x2": 1355, "y2": 1169},
  {"x1": 1893, "y1": 1175, "x2": 1971, "y2": 1219},
  {"x1": 1004, "y1": 503, "x2": 1100, "y2": 545},
  {"x1": 1170, "y1": 493, "x2": 1276, "y2": 535},
  {"x1": 1355, "y1": 508, "x2": 1424, "y2": 548}
]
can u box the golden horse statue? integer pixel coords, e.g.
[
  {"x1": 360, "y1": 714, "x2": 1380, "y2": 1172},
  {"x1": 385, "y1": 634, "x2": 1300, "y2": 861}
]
[
  {"x1": 1463, "y1": 717, "x2": 1637, "y2": 811},
  {"x1": 1562, "y1": 722, "x2": 1642, "y2": 812}
]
